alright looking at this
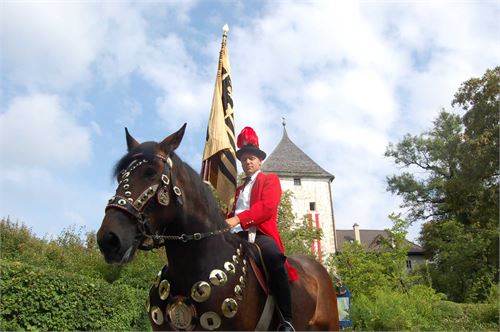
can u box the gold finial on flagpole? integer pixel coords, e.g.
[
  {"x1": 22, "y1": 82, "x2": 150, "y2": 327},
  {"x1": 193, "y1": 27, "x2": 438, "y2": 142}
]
[{"x1": 218, "y1": 24, "x2": 229, "y2": 75}]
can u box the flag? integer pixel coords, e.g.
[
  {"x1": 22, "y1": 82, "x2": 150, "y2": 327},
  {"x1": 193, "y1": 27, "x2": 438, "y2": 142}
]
[{"x1": 201, "y1": 25, "x2": 237, "y2": 213}]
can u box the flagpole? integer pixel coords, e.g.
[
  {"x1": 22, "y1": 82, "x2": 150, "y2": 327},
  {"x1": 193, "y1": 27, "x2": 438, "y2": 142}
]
[
  {"x1": 222, "y1": 24, "x2": 229, "y2": 43},
  {"x1": 217, "y1": 24, "x2": 229, "y2": 83}
]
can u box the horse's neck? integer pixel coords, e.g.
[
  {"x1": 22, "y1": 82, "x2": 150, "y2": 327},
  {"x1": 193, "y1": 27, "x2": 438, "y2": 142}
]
[{"x1": 164, "y1": 164, "x2": 237, "y2": 292}]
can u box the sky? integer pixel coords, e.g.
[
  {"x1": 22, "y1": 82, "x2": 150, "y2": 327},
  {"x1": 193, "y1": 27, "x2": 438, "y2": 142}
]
[{"x1": 1, "y1": 0, "x2": 499, "y2": 243}]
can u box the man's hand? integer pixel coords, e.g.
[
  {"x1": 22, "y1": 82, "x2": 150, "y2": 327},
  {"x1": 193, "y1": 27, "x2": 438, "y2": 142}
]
[{"x1": 225, "y1": 216, "x2": 240, "y2": 229}]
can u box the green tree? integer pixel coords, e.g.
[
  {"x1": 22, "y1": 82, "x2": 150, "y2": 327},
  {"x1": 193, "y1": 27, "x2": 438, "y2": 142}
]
[
  {"x1": 452, "y1": 67, "x2": 499, "y2": 229},
  {"x1": 385, "y1": 111, "x2": 463, "y2": 222},
  {"x1": 277, "y1": 190, "x2": 323, "y2": 258},
  {"x1": 330, "y1": 214, "x2": 415, "y2": 297},
  {"x1": 421, "y1": 219, "x2": 496, "y2": 302},
  {"x1": 385, "y1": 67, "x2": 499, "y2": 302}
]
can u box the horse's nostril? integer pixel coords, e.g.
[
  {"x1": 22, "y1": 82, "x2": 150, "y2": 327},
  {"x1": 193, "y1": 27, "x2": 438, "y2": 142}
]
[{"x1": 102, "y1": 231, "x2": 121, "y2": 252}]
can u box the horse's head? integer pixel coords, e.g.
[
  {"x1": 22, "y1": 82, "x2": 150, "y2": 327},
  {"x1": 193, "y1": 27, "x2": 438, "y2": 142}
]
[{"x1": 97, "y1": 124, "x2": 186, "y2": 264}]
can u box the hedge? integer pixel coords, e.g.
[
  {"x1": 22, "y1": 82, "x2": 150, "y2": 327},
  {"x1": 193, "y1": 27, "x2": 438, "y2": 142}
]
[
  {"x1": 350, "y1": 285, "x2": 499, "y2": 331},
  {"x1": 432, "y1": 300, "x2": 500, "y2": 331},
  {"x1": 0, "y1": 260, "x2": 149, "y2": 331}
]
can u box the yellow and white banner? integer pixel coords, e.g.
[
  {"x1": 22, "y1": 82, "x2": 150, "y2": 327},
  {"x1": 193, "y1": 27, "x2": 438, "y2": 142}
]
[{"x1": 201, "y1": 25, "x2": 237, "y2": 212}]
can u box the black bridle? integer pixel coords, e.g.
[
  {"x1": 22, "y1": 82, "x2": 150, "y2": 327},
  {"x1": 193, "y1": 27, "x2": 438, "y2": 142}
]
[{"x1": 105, "y1": 153, "x2": 230, "y2": 250}]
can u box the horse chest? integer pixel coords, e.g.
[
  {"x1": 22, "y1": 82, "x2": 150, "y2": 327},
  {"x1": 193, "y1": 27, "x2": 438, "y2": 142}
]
[{"x1": 147, "y1": 245, "x2": 252, "y2": 331}]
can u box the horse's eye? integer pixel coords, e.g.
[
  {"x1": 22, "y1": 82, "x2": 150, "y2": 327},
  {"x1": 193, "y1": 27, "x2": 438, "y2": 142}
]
[{"x1": 143, "y1": 167, "x2": 157, "y2": 178}]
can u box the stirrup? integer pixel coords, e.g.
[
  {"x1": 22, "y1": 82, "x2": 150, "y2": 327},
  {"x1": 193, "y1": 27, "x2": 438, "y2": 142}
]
[{"x1": 277, "y1": 320, "x2": 295, "y2": 332}]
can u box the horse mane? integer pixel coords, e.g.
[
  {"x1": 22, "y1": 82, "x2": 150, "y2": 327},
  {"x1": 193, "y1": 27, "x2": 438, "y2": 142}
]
[
  {"x1": 112, "y1": 141, "x2": 159, "y2": 179},
  {"x1": 169, "y1": 153, "x2": 230, "y2": 231},
  {"x1": 170, "y1": 154, "x2": 254, "y2": 256}
]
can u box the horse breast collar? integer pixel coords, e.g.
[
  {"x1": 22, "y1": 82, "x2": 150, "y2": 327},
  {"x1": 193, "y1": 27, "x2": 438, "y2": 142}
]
[
  {"x1": 105, "y1": 153, "x2": 230, "y2": 250},
  {"x1": 149, "y1": 244, "x2": 249, "y2": 331}
]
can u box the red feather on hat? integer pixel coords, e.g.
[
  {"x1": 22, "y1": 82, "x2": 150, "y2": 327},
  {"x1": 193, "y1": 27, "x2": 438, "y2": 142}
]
[{"x1": 237, "y1": 127, "x2": 259, "y2": 148}]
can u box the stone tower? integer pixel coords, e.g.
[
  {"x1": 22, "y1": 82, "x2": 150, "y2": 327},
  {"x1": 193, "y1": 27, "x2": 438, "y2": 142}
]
[{"x1": 262, "y1": 122, "x2": 337, "y2": 257}]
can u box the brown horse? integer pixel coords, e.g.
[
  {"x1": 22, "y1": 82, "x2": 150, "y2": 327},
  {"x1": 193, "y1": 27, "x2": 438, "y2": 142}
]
[{"x1": 97, "y1": 124, "x2": 339, "y2": 331}]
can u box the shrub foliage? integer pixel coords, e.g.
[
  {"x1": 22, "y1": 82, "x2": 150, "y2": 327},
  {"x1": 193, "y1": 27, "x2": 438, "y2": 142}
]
[
  {"x1": 0, "y1": 260, "x2": 147, "y2": 331},
  {"x1": 328, "y1": 214, "x2": 499, "y2": 331},
  {"x1": 1, "y1": 204, "x2": 498, "y2": 331},
  {"x1": 0, "y1": 218, "x2": 164, "y2": 331}
]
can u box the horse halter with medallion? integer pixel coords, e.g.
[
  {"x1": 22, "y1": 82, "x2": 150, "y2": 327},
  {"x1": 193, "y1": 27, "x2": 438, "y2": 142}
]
[{"x1": 105, "y1": 153, "x2": 229, "y2": 250}]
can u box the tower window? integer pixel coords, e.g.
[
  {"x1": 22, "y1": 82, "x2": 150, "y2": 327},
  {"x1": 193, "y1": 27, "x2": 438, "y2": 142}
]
[
  {"x1": 294, "y1": 178, "x2": 301, "y2": 186},
  {"x1": 309, "y1": 202, "x2": 316, "y2": 211}
]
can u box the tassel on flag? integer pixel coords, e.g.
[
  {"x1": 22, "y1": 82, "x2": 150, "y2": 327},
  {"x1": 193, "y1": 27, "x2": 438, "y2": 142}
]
[{"x1": 201, "y1": 24, "x2": 237, "y2": 213}]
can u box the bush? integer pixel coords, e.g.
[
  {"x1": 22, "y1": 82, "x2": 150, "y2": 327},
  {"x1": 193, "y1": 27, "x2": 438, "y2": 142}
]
[
  {"x1": 0, "y1": 260, "x2": 149, "y2": 331},
  {"x1": 0, "y1": 219, "x2": 104, "y2": 279},
  {"x1": 349, "y1": 285, "x2": 499, "y2": 331},
  {"x1": 432, "y1": 300, "x2": 499, "y2": 331},
  {"x1": 0, "y1": 218, "x2": 165, "y2": 330},
  {"x1": 0, "y1": 218, "x2": 47, "y2": 263},
  {"x1": 1, "y1": 218, "x2": 167, "y2": 290},
  {"x1": 350, "y1": 285, "x2": 442, "y2": 330}
]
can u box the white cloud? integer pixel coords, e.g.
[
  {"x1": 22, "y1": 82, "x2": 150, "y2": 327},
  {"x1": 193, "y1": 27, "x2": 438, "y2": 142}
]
[
  {"x1": 114, "y1": 99, "x2": 144, "y2": 127},
  {"x1": 138, "y1": 34, "x2": 214, "y2": 129},
  {"x1": 1, "y1": 2, "x2": 102, "y2": 90},
  {"x1": 1, "y1": 1, "x2": 199, "y2": 91},
  {"x1": 223, "y1": 0, "x2": 498, "y2": 240},
  {"x1": 0, "y1": 94, "x2": 92, "y2": 168},
  {"x1": 228, "y1": 1, "x2": 404, "y2": 142},
  {"x1": 94, "y1": 3, "x2": 149, "y2": 83},
  {"x1": 1, "y1": 0, "x2": 497, "y2": 242},
  {"x1": 90, "y1": 121, "x2": 102, "y2": 136},
  {"x1": 362, "y1": 1, "x2": 500, "y2": 132},
  {"x1": 63, "y1": 209, "x2": 88, "y2": 227}
]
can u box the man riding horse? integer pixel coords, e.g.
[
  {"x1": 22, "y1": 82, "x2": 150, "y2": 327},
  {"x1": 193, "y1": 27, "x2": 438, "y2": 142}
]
[
  {"x1": 97, "y1": 124, "x2": 339, "y2": 331},
  {"x1": 225, "y1": 127, "x2": 296, "y2": 332}
]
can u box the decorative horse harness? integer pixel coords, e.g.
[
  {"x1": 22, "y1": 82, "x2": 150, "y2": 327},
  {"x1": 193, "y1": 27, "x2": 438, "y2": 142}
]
[
  {"x1": 105, "y1": 153, "x2": 230, "y2": 250},
  {"x1": 105, "y1": 153, "x2": 272, "y2": 330}
]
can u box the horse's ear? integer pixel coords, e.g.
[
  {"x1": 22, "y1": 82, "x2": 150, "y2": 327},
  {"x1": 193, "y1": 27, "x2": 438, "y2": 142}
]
[
  {"x1": 125, "y1": 127, "x2": 140, "y2": 151},
  {"x1": 159, "y1": 123, "x2": 187, "y2": 153}
]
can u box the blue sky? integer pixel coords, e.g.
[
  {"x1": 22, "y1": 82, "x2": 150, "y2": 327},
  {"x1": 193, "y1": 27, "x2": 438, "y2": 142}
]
[{"x1": 1, "y1": 0, "x2": 499, "y2": 242}]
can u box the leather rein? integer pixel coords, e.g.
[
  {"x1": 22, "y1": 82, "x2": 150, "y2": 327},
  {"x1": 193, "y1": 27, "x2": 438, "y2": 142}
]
[{"x1": 105, "y1": 153, "x2": 230, "y2": 250}]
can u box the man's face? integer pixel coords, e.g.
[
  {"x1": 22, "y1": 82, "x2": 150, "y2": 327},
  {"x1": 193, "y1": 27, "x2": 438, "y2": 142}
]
[{"x1": 240, "y1": 153, "x2": 262, "y2": 176}]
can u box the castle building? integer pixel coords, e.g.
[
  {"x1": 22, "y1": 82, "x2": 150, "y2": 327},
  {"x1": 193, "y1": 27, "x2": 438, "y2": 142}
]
[
  {"x1": 262, "y1": 122, "x2": 424, "y2": 267},
  {"x1": 262, "y1": 122, "x2": 337, "y2": 258}
]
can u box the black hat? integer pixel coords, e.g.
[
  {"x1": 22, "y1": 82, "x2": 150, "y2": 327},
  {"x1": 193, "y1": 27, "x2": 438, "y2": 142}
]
[{"x1": 236, "y1": 127, "x2": 266, "y2": 160}]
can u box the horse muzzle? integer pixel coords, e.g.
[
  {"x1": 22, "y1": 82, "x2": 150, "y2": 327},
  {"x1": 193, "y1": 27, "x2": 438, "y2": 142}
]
[{"x1": 97, "y1": 211, "x2": 139, "y2": 264}]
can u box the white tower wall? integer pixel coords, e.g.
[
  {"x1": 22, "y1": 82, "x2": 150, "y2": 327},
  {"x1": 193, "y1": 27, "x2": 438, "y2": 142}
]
[{"x1": 280, "y1": 177, "x2": 336, "y2": 257}]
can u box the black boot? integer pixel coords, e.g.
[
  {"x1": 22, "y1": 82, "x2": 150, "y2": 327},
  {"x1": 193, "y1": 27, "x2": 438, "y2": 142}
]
[{"x1": 271, "y1": 266, "x2": 295, "y2": 332}]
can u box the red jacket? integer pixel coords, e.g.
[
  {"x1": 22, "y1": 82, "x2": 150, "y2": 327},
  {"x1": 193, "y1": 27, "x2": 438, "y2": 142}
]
[{"x1": 229, "y1": 172, "x2": 298, "y2": 282}]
